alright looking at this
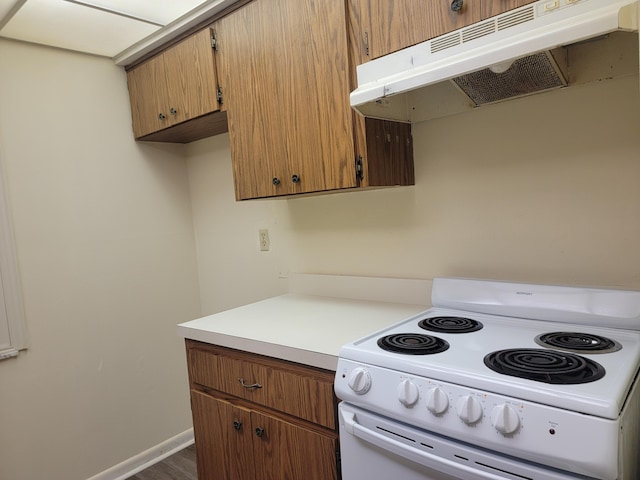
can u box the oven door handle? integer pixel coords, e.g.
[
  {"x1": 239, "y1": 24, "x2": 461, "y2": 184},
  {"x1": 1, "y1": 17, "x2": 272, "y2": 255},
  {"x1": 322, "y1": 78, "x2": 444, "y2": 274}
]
[{"x1": 341, "y1": 410, "x2": 508, "y2": 480}]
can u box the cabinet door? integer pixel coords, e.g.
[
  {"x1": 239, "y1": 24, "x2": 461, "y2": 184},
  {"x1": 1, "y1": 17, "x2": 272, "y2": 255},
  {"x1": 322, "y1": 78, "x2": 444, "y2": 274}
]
[
  {"x1": 251, "y1": 410, "x2": 338, "y2": 480},
  {"x1": 481, "y1": 0, "x2": 537, "y2": 19},
  {"x1": 127, "y1": 28, "x2": 220, "y2": 139},
  {"x1": 191, "y1": 391, "x2": 255, "y2": 480},
  {"x1": 351, "y1": 0, "x2": 482, "y2": 61},
  {"x1": 215, "y1": 0, "x2": 356, "y2": 200},
  {"x1": 127, "y1": 54, "x2": 171, "y2": 138},
  {"x1": 163, "y1": 28, "x2": 220, "y2": 126}
]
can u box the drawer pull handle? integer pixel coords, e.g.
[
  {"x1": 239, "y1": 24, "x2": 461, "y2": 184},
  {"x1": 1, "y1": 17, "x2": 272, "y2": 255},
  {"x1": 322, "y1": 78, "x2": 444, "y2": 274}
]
[
  {"x1": 255, "y1": 427, "x2": 265, "y2": 437},
  {"x1": 239, "y1": 378, "x2": 263, "y2": 389},
  {"x1": 233, "y1": 420, "x2": 242, "y2": 431}
]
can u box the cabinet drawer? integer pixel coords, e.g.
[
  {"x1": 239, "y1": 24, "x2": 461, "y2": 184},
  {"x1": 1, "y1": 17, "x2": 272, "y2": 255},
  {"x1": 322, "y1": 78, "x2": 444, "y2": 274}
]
[{"x1": 187, "y1": 342, "x2": 336, "y2": 429}]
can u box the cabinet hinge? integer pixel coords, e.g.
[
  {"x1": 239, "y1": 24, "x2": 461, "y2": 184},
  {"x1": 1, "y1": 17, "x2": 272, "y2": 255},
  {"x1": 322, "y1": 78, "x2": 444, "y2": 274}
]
[
  {"x1": 364, "y1": 31, "x2": 370, "y2": 57},
  {"x1": 355, "y1": 155, "x2": 364, "y2": 183},
  {"x1": 217, "y1": 86, "x2": 223, "y2": 105},
  {"x1": 211, "y1": 33, "x2": 217, "y2": 50}
]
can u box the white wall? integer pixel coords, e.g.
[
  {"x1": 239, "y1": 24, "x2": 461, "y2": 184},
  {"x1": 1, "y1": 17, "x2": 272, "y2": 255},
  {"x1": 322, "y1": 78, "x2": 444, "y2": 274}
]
[
  {"x1": 186, "y1": 136, "x2": 289, "y2": 314},
  {"x1": 188, "y1": 74, "x2": 640, "y2": 304},
  {"x1": 0, "y1": 40, "x2": 201, "y2": 480}
]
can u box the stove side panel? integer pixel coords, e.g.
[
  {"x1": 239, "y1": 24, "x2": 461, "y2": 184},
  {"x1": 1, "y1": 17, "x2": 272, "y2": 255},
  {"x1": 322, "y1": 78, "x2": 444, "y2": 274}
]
[{"x1": 620, "y1": 371, "x2": 640, "y2": 479}]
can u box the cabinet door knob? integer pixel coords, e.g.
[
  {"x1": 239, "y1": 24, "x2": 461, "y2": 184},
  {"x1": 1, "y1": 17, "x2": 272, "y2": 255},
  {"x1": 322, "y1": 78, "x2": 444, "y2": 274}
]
[
  {"x1": 291, "y1": 174, "x2": 300, "y2": 183},
  {"x1": 450, "y1": 0, "x2": 464, "y2": 12},
  {"x1": 255, "y1": 427, "x2": 265, "y2": 437},
  {"x1": 272, "y1": 177, "x2": 281, "y2": 185},
  {"x1": 158, "y1": 113, "x2": 166, "y2": 120},
  {"x1": 232, "y1": 420, "x2": 242, "y2": 431},
  {"x1": 169, "y1": 107, "x2": 177, "y2": 115}
]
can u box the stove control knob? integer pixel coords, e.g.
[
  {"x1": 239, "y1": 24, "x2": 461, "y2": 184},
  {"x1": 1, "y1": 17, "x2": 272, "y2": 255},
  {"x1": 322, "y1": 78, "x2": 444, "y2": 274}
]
[
  {"x1": 397, "y1": 379, "x2": 420, "y2": 407},
  {"x1": 347, "y1": 367, "x2": 372, "y2": 395},
  {"x1": 491, "y1": 404, "x2": 521, "y2": 435},
  {"x1": 426, "y1": 387, "x2": 449, "y2": 415},
  {"x1": 456, "y1": 395, "x2": 483, "y2": 425}
]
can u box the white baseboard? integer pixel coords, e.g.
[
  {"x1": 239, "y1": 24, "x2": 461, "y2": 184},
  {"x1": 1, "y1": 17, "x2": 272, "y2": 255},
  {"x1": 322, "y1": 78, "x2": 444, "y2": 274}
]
[{"x1": 86, "y1": 428, "x2": 194, "y2": 480}]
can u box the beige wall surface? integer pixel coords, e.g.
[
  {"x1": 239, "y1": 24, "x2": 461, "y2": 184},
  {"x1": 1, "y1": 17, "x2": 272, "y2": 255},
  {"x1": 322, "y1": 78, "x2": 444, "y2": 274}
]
[
  {"x1": 284, "y1": 74, "x2": 640, "y2": 288},
  {"x1": 188, "y1": 74, "x2": 640, "y2": 306},
  {"x1": 186, "y1": 136, "x2": 288, "y2": 315},
  {"x1": 0, "y1": 40, "x2": 201, "y2": 480}
]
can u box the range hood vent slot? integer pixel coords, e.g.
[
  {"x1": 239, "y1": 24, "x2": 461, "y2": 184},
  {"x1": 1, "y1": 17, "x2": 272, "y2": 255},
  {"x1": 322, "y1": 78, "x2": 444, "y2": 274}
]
[
  {"x1": 452, "y1": 51, "x2": 567, "y2": 105},
  {"x1": 461, "y1": 20, "x2": 496, "y2": 43},
  {"x1": 497, "y1": 6, "x2": 536, "y2": 31},
  {"x1": 431, "y1": 5, "x2": 537, "y2": 54},
  {"x1": 431, "y1": 32, "x2": 461, "y2": 53}
]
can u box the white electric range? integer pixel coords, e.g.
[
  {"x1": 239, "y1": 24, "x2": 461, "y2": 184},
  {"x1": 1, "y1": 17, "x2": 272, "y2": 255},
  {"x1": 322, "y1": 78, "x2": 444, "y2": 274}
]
[{"x1": 334, "y1": 278, "x2": 640, "y2": 480}]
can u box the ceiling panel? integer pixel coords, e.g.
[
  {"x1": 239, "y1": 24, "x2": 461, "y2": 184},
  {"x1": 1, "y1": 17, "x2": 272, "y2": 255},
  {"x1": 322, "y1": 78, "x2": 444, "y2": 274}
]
[
  {"x1": 0, "y1": 0, "x2": 160, "y2": 57},
  {"x1": 73, "y1": 0, "x2": 208, "y2": 26},
  {"x1": 0, "y1": 0, "x2": 218, "y2": 58},
  {"x1": 0, "y1": 0, "x2": 20, "y2": 25}
]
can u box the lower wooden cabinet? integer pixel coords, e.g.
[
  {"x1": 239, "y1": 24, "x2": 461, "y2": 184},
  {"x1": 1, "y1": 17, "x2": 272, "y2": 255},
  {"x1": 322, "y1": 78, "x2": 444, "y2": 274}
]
[{"x1": 186, "y1": 340, "x2": 340, "y2": 480}]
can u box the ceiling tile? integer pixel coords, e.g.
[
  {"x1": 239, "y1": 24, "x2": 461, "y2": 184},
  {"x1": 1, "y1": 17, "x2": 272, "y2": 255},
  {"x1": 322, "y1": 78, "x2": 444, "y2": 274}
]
[
  {"x1": 0, "y1": 0, "x2": 20, "y2": 25},
  {"x1": 1, "y1": 0, "x2": 160, "y2": 57},
  {"x1": 74, "y1": 0, "x2": 208, "y2": 26}
]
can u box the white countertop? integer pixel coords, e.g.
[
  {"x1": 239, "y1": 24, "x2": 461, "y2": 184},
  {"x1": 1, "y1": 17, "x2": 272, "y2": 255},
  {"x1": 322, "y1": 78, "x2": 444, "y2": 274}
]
[{"x1": 177, "y1": 274, "x2": 431, "y2": 370}]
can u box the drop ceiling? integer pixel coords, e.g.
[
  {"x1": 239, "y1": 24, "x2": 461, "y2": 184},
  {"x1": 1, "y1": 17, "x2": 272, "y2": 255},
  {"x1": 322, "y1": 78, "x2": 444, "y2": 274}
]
[{"x1": 0, "y1": 0, "x2": 237, "y2": 63}]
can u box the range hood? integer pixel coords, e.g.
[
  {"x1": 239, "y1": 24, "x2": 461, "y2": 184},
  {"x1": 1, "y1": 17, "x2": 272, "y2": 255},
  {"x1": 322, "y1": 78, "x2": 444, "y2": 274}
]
[{"x1": 351, "y1": 0, "x2": 639, "y2": 123}]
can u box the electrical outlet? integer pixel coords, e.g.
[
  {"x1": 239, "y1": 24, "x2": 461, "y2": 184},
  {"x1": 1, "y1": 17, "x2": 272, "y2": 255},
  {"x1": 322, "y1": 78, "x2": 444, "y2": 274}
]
[{"x1": 258, "y1": 229, "x2": 270, "y2": 251}]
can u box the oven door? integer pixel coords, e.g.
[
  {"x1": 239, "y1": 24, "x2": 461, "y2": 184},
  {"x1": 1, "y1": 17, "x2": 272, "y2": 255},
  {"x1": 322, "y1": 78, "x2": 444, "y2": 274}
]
[{"x1": 338, "y1": 403, "x2": 586, "y2": 480}]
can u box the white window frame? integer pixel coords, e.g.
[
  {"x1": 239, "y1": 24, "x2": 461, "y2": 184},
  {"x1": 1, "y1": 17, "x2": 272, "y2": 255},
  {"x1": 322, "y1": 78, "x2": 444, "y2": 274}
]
[{"x1": 0, "y1": 151, "x2": 27, "y2": 360}]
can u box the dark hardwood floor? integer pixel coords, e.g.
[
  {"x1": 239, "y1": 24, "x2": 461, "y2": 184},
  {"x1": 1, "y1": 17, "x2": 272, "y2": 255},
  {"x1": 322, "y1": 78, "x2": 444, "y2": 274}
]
[{"x1": 126, "y1": 444, "x2": 197, "y2": 480}]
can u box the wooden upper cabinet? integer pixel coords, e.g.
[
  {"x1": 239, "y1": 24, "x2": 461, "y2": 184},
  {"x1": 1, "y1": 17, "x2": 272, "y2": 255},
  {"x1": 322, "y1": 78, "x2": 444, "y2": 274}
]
[
  {"x1": 126, "y1": 28, "x2": 226, "y2": 142},
  {"x1": 126, "y1": 0, "x2": 414, "y2": 197},
  {"x1": 214, "y1": 0, "x2": 357, "y2": 200}
]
